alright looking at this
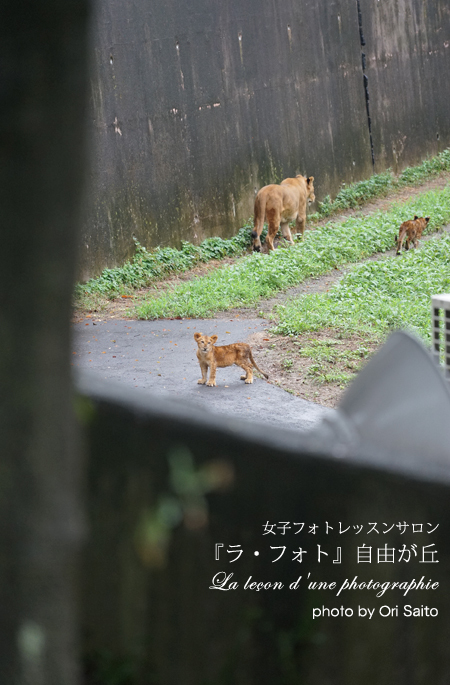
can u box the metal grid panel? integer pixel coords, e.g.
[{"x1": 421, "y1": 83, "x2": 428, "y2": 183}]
[{"x1": 431, "y1": 294, "x2": 450, "y2": 378}]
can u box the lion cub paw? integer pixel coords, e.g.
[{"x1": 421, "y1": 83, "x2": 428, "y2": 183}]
[
  {"x1": 244, "y1": 378, "x2": 253, "y2": 384},
  {"x1": 197, "y1": 379, "x2": 206, "y2": 384},
  {"x1": 206, "y1": 380, "x2": 217, "y2": 387},
  {"x1": 240, "y1": 375, "x2": 246, "y2": 381}
]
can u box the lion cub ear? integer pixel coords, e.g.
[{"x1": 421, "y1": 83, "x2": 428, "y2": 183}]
[
  {"x1": 194, "y1": 332, "x2": 202, "y2": 341},
  {"x1": 307, "y1": 176, "x2": 314, "y2": 184},
  {"x1": 425, "y1": 216, "x2": 430, "y2": 222},
  {"x1": 211, "y1": 334, "x2": 218, "y2": 344},
  {"x1": 414, "y1": 215, "x2": 418, "y2": 220}
]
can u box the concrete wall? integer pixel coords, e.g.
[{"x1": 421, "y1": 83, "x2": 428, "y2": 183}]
[
  {"x1": 79, "y1": 0, "x2": 450, "y2": 279},
  {"x1": 360, "y1": 0, "x2": 450, "y2": 173}
]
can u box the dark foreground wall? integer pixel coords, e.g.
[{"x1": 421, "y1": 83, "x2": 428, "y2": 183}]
[
  {"x1": 79, "y1": 333, "x2": 450, "y2": 685},
  {"x1": 80, "y1": 0, "x2": 450, "y2": 278}
]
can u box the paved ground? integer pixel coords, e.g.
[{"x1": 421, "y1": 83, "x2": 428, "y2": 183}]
[{"x1": 71, "y1": 318, "x2": 331, "y2": 431}]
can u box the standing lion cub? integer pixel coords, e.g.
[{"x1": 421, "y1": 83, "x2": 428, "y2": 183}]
[
  {"x1": 194, "y1": 332, "x2": 269, "y2": 387},
  {"x1": 395, "y1": 215, "x2": 430, "y2": 255}
]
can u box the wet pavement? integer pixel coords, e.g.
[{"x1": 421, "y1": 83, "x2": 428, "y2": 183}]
[{"x1": 71, "y1": 317, "x2": 331, "y2": 431}]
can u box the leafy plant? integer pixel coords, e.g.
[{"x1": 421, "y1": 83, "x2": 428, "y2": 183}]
[
  {"x1": 309, "y1": 148, "x2": 450, "y2": 221},
  {"x1": 74, "y1": 224, "x2": 254, "y2": 299},
  {"x1": 311, "y1": 171, "x2": 393, "y2": 220}
]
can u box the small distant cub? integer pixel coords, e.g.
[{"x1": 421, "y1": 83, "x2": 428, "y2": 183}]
[
  {"x1": 194, "y1": 332, "x2": 269, "y2": 387},
  {"x1": 395, "y1": 215, "x2": 430, "y2": 255}
]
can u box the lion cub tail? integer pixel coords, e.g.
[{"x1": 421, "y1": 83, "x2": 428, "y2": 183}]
[{"x1": 249, "y1": 349, "x2": 269, "y2": 379}]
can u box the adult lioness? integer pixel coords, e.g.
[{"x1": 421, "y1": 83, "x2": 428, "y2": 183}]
[{"x1": 252, "y1": 175, "x2": 315, "y2": 252}]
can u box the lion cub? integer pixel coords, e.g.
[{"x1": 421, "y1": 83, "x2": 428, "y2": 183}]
[
  {"x1": 194, "y1": 332, "x2": 269, "y2": 387},
  {"x1": 395, "y1": 215, "x2": 430, "y2": 255}
]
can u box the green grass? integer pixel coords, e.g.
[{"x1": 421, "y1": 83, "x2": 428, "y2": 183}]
[
  {"x1": 275, "y1": 334, "x2": 379, "y2": 391},
  {"x1": 309, "y1": 148, "x2": 450, "y2": 220},
  {"x1": 74, "y1": 225, "x2": 254, "y2": 299},
  {"x1": 296, "y1": 338, "x2": 371, "y2": 366},
  {"x1": 272, "y1": 232, "x2": 450, "y2": 346},
  {"x1": 311, "y1": 171, "x2": 393, "y2": 219},
  {"x1": 307, "y1": 367, "x2": 354, "y2": 385},
  {"x1": 75, "y1": 149, "x2": 450, "y2": 305},
  {"x1": 396, "y1": 149, "x2": 450, "y2": 186},
  {"x1": 135, "y1": 186, "x2": 450, "y2": 319}
]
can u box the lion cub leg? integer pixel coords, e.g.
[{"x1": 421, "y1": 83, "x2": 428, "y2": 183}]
[
  {"x1": 206, "y1": 362, "x2": 217, "y2": 387},
  {"x1": 197, "y1": 361, "x2": 209, "y2": 385},
  {"x1": 239, "y1": 364, "x2": 254, "y2": 384},
  {"x1": 280, "y1": 221, "x2": 294, "y2": 246},
  {"x1": 396, "y1": 229, "x2": 405, "y2": 255}
]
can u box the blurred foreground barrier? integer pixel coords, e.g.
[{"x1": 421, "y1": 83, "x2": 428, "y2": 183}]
[{"x1": 78, "y1": 331, "x2": 450, "y2": 685}]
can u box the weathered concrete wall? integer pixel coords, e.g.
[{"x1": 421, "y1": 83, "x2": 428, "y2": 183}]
[
  {"x1": 360, "y1": 0, "x2": 450, "y2": 173},
  {"x1": 80, "y1": 0, "x2": 372, "y2": 279},
  {"x1": 80, "y1": 0, "x2": 450, "y2": 279}
]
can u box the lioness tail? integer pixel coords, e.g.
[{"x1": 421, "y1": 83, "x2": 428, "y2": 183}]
[
  {"x1": 253, "y1": 193, "x2": 267, "y2": 239},
  {"x1": 249, "y1": 349, "x2": 269, "y2": 379}
]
